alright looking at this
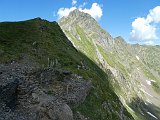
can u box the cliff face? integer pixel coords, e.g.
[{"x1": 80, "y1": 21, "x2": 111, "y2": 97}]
[
  {"x1": 0, "y1": 18, "x2": 133, "y2": 120},
  {"x1": 59, "y1": 9, "x2": 160, "y2": 120}
]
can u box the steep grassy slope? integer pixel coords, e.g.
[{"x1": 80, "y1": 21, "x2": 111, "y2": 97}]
[
  {"x1": 59, "y1": 10, "x2": 160, "y2": 120},
  {"x1": 0, "y1": 18, "x2": 133, "y2": 119}
]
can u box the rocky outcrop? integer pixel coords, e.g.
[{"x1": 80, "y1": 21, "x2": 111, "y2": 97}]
[
  {"x1": 0, "y1": 78, "x2": 19, "y2": 109},
  {"x1": 0, "y1": 63, "x2": 91, "y2": 120},
  {"x1": 0, "y1": 64, "x2": 20, "y2": 109}
]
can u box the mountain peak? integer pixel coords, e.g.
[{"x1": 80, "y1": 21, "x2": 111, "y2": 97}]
[
  {"x1": 69, "y1": 9, "x2": 82, "y2": 15},
  {"x1": 59, "y1": 9, "x2": 115, "y2": 50},
  {"x1": 69, "y1": 9, "x2": 91, "y2": 18},
  {"x1": 60, "y1": 9, "x2": 97, "y2": 25}
]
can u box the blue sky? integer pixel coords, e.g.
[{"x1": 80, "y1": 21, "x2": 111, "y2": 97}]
[{"x1": 0, "y1": 0, "x2": 160, "y2": 45}]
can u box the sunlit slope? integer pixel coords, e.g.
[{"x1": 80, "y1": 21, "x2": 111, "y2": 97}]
[{"x1": 59, "y1": 9, "x2": 160, "y2": 120}]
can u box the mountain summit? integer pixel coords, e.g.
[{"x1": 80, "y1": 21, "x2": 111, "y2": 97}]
[
  {"x1": 60, "y1": 9, "x2": 115, "y2": 50},
  {"x1": 59, "y1": 9, "x2": 160, "y2": 120}
]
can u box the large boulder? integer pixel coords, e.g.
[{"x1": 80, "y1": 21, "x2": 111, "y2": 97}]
[{"x1": 36, "y1": 101, "x2": 73, "y2": 120}]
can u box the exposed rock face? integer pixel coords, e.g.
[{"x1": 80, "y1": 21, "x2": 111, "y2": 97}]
[
  {"x1": 0, "y1": 64, "x2": 20, "y2": 109},
  {"x1": 0, "y1": 77, "x2": 19, "y2": 109},
  {"x1": 0, "y1": 63, "x2": 91, "y2": 120}
]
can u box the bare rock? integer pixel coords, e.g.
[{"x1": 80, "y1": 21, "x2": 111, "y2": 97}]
[{"x1": 0, "y1": 73, "x2": 19, "y2": 109}]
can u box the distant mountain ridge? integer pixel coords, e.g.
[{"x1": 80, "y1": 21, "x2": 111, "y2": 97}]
[{"x1": 59, "y1": 9, "x2": 160, "y2": 120}]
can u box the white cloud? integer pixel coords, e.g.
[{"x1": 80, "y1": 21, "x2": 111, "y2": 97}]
[
  {"x1": 57, "y1": 3, "x2": 103, "y2": 20},
  {"x1": 72, "y1": 0, "x2": 77, "y2": 6},
  {"x1": 130, "y1": 6, "x2": 160, "y2": 41},
  {"x1": 130, "y1": 17, "x2": 158, "y2": 41},
  {"x1": 79, "y1": 3, "x2": 103, "y2": 20},
  {"x1": 57, "y1": 7, "x2": 76, "y2": 19},
  {"x1": 147, "y1": 6, "x2": 160, "y2": 23}
]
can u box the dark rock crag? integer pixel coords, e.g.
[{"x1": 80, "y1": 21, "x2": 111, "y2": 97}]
[{"x1": 0, "y1": 63, "x2": 91, "y2": 120}]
